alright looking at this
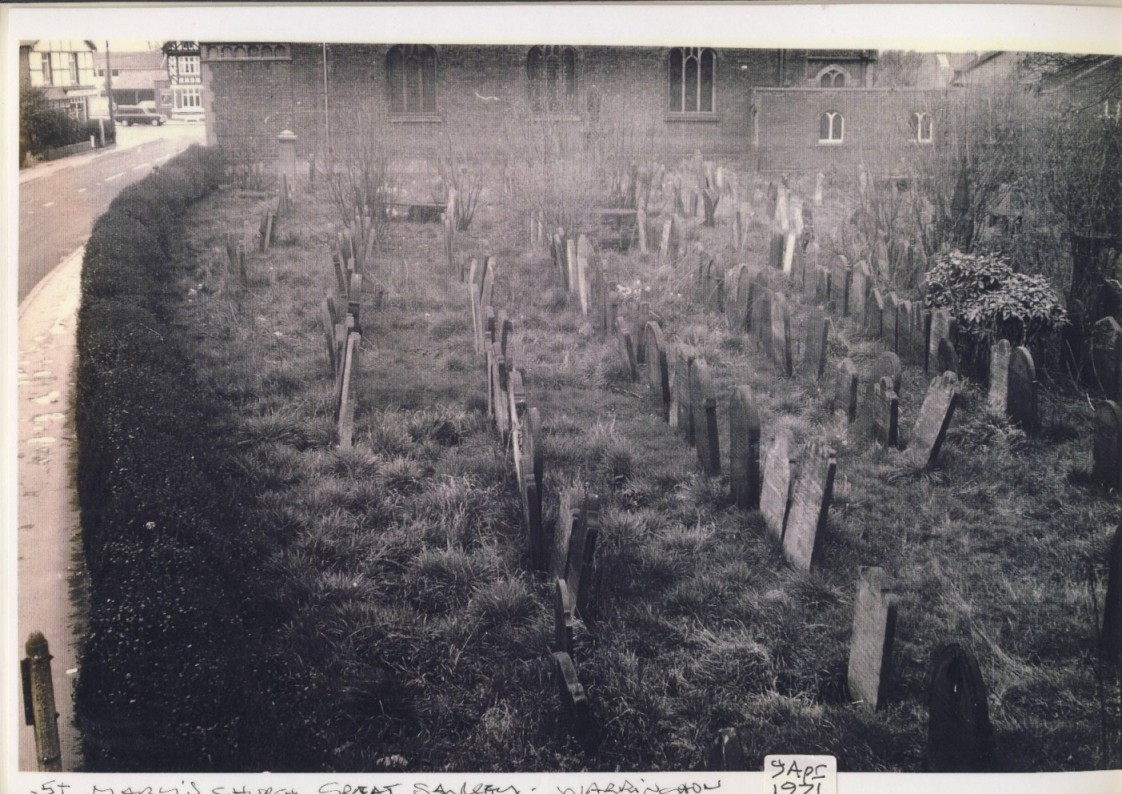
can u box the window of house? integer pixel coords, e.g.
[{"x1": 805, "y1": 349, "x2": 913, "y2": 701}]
[
  {"x1": 669, "y1": 47, "x2": 716, "y2": 114},
  {"x1": 527, "y1": 45, "x2": 577, "y2": 113},
  {"x1": 819, "y1": 111, "x2": 844, "y2": 143},
  {"x1": 386, "y1": 45, "x2": 437, "y2": 115},
  {"x1": 175, "y1": 86, "x2": 202, "y2": 109},
  {"x1": 69, "y1": 53, "x2": 79, "y2": 85},
  {"x1": 912, "y1": 111, "x2": 933, "y2": 142},
  {"x1": 180, "y1": 56, "x2": 199, "y2": 75},
  {"x1": 818, "y1": 66, "x2": 847, "y2": 88}
]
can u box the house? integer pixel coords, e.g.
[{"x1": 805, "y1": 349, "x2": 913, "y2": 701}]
[
  {"x1": 199, "y1": 43, "x2": 958, "y2": 176},
  {"x1": 163, "y1": 41, "x2": 204, "y2": 120},
  {"x1": 19, "y1": 40, "x2": 99, "y2": 122},
  {"x1": 91, "y1": 48, "x2": 171, "y2": 118}
]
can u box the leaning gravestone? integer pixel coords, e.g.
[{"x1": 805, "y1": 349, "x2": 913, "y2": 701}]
[
  {"x1": 987, "y1": 339, "x2": 1012, "y2": 415},
  {"x1": 552, "y1": 651, "x2": 592, "y2": 729},
  {"x1": 554, "y1": 578, "x2": 576, "y2": 654},
  {"x1": 873, "y1": 376, "x2": 899, "y2": 448},
  {"x1": 729, "y1": 386, "x2": 762, "y2": 509},
  {"x1": 761, "y1": 429, "x2": 793, "y2": 543},
  {"x1": 803, "y1": 309, "x2": 831, "y2": 382},
  {"x1": 1102, "y1": 525, "x2": 1122, "y2": 665},
  {"x1": 908, "y1": 372, "x2": 960, "y2": 468},
  {"x1": 644, "y1": 322, "x2": 671, "y2": 419},
  {"x1": 835, "y1": 358, "x2": 860, "y2": 423},
  {"x1": 847, "y1": 566, "x2": 898, "y2": 711},
  {"x1": 782, "y1": 441, "x2": 837, "y2": 570},
  {"x1": 552, "y1": 489, "x2": 582, "y2": 579},
  {"x1": 1093, "y1": 401, "x2": 1122, "y2": 491},
  {"x1": 1007, "y1": 346, "x2": 1040, "y2": 433},
  {"x1": 925, "y1": 643, "x2": 995, "y2": 772},
  {"x1": 690, "y1": 359, "x2": 721, "y2": 476},
  {"x1": 618, "y1": 331, "x2": 639, "y2": 381}
]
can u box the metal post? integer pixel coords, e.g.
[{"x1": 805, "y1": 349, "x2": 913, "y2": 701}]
[{"x1": 23, "y1": 633, "x2": 62, "y2": 771}]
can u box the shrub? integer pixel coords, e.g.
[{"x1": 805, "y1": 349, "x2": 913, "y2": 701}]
[{"x1": 923, "y1": 249, "x2": 1068, "y2": 371}]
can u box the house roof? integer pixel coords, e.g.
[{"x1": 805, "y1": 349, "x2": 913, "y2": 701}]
[{"x1": 21, "y1": 40, "x2": 98, "y2": 52}]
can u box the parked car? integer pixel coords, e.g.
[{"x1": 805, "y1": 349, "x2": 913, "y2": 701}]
[{"x1": 114, "y1": 105, "x2": 166, "y2": 126}]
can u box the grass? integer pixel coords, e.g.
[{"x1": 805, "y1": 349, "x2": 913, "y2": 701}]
[{"x1": 136, "y1": 163, "x2": 1122, "y2": 773}]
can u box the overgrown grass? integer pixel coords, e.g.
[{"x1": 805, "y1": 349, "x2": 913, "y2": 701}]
[{"x1": 120, "y1": 159, "x2": 1122, "y2": 773}]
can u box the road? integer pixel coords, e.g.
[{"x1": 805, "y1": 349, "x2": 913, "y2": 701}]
[
  {"x1": 19, "y1": 122, "x2": 206, "y2": 303},
  {"x1": 15, "y1": 122, "x2": 204, "y2": 771}
]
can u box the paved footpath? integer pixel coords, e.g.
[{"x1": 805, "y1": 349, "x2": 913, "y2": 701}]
[{"x1": 16, "y1": 245, "x2": 86, "y2": 771}]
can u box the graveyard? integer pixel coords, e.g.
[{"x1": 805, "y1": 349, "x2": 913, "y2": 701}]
[{"x1": 70, "y1": 142, "x2": 1122, "y2": 774}]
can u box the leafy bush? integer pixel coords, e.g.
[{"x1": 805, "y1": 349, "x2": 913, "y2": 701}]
[
  {"x1": 923, "y1": 249, "x2": 1067, "y2": 370},
  {"x1": 20, "y1": 88, "x2": 115, "y2": 163}
]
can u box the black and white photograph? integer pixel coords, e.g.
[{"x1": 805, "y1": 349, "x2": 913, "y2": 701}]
[{"x1": 5, "y1": 3, "x2": 1122, "y2": 790}]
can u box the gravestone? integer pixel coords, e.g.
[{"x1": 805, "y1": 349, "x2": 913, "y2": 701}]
[
  {"x1": 643, "y1": 322, "x2": 671, "y2": 418},
  {"x1": 761, "y1": 429, "x2": 793, "y2": 542},
  {"x1": 1093, "y1": 401, "x2": 1122, "y2": 491},
  {"x1": 873, "y1": 376, "x2": 900, "y2": 448},
  {"x1": 526, "y1": 408, "x2": 545, "y2": 569},
  {"x1": 987, "y1": 339, "x2": 1012, "y2": 415},
  {"x1": 337, "y1": 332, "x2": 361, "y2": 451},
  {"x1": 1093, "y1": 317, "x2": 1122, "y2": 397},
  {"x1": 576, "y1": 236, "x2": 593, "y2": 315},
  {"x1": 707, "y1": 728, "x2": 748, "y2": 771},
  {"x1": 770, "y1": 293, "x2": 794, "y2": 377},
  {"x1": 754, "y1": 285, "x2": 773, "y2": 358},
  {"x1": 814, "y1": 265, "x2": 831, "y2": 305},
  {"x1": 835, "y1": 358, "x2": 859, "y2": 423},
  {"x1": 866, "y1": 288, "x2": 885, "y2": 340},
  {"x1": 897, "y1": 300, "x2": 917, "y2": 364},
  {"x1": 552, "y1": 651, "x2": 592, "y2": 728},
  {"x1": 936, "y1": 338, "x2": 959, "y2": 376},
  {"x1": 847, "y1": 566, "x2": 898, "y2": 711},
  {"x1": 925, "y1": 643, "x2": 995, "y2": 772},
  {"x1": 873, "y1": 351, "x2": 903, "y2": 396},
  {"x1": 831, "y1": 256, "x2": 851, "y2": 315},
  {"x1": 554, "y1": 578, "x2": 576, "y2": 655},
  {"x1": 552, "y1": 489, "x2": 581, "y2": 579},
  {"x1": 849, "y1": 261, "x2": 870, "y2": 321},
  {"x1": 782, "y1": 441, "x2": 837, "y2": 570},
  {"x1": 320, "y1": 298, "x2": 337, "y2": 373},
  {"x1": 928, "y1": 309, "x2": 955, "y2": 374},
  {"x1": 729, "y1": 386, "x2": 762, "y2": 509},
  {"x1": 468, "y1": 259, "x2": 483, "y2": 353},
  {"x1": 1007, "y1": 346, "x2": 1039, "y2": 433},
  {"x1": 660, "y1": 218, "x2": 673, "y2": 262},
  {"x1": 1102, "y1": 526, "x2": 1122, "y2": 664},
  {"x1": 803, "y1": 309, "x2": 832, "y2": 382},
  {"x1": 884, "y1": 293, "x2": 901, "y2": 354},
  {"x1": 909, "y1": 372, "x2": 959, "y2": 468},
  {"x1": 633, "y1": 302, "x2": 650, "y2": 364},
  {"x1": 673, "y1": 345, "x2": 699, "y2": 440},
  {"x1": 565, "y1": 238, "x2": 577, "y2": 293},
  {"x1": 690, "y1": 359, "x2": 721, "y2": 476},
  {"x1": 618, "y1": 331, "x2": 639, "y2": 381},
  {"x1": 572, "y1": 496, "x2": 600, "y2": 617},
  {"x1": 737, "y1": 267, "x2": 755, "y2": 332}
]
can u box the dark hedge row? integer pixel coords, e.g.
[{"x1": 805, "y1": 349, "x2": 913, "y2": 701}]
[{"x1": 74, "y1": 145, "x2": 264, "y2": 771}]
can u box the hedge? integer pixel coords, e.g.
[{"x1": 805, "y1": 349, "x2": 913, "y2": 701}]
[{"x1": 74, "y1": 144, "x2": 262, "y2": 770}]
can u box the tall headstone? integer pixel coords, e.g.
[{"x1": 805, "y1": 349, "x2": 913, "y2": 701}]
[
  {"x1": 1093, "y1": 400, "x2": 1122, "y2": 491},
  {"x1": 847, "y1": 566, "x2": 898, "y2": 711},
  {"x1": 987, "y1": 339, "x2": 1012, "y2": 415},
  {"x1": 1093, "y1": 317, "x2": 1122, "y2": 397},
  {"x1": 690, "y1": 360, "x2": 721, "y2": 476},
  {"x1": 925, "y1": 644, "x2": 995, "y2": 772},
  {"x1": 928, "y1": 309, "x2": 955, "y2": 374},
  {"x1": 782, "y1": 441, "x2": 837, "y2": 570},
  {"x1": 803, "y1": 309, "x2": 831, "y2": 382},
  {"x1": 835, "y1": 358, "x2": 859, "y2": 423},
  {"x1": 831, "y1": 256, "x2": 851, "y2": 316},
  {"x1": 897, "y1": 300, "x2": 917, "y2": 363},
  {"x1": 814, "y1": 266, "x2": 831, "y2": 306},
  {"x1": 761, "y1": 430, "x2": 793, "y2": 542},
  {"x1": 1007, "y1": 346, "x2": 1039, "y2": 433},
  {"x1": 909, "y1": 371, "x2": 959, "y2": 468},
  {"x1": 873, "y1": 376, "x2": 899, "y2": 448},
  {"x1": 884, "y1": 293, "x2": 901, "y2": 354},
  {"x1": 848, "y1": 261, "x2": 870, "y2": 321},
  {"x1": 673, "y1": 345, "x2": 699, "y2": 441},
  {"x1": 754, "y1": 284, "x2": 773, "y2": 359},
  {"x1": 866, "y1": 288, "x2": 885, "y2": 340},
  {"x1": 1102, "y1": 525, "x2": 1122, "y2": 665},
  {"x1": 771, "y1": 293, "x2": 794, "y2": 377},
  {"x1": 729, "y1": 386, "x2": 762, "y2": 509},
  {"x1": 734, "y1": 266, "x2": 753, "y2": 332},
  {"x1": 644, "y1": 322, "x2": 671, "y2": 419}
]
